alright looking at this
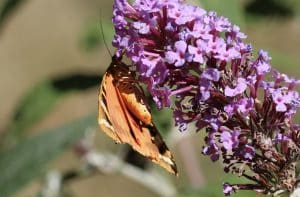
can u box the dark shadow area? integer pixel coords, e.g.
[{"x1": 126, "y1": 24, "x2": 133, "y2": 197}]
[
  {"x1": 52, "y1": 73, "x2": 101, "y2": 92},
  {"x1": 245, "y1": 0, "x2": 294, "y2": 18},
  {"x1": 0, "y1": 0, "x2": 26, "y2": 30},
  {"x1": 123, "y1": 146, "x2": 149, "y2": 170},
  {"x1": 12, "y1": 73, "x2": 101, "y2": 121}
]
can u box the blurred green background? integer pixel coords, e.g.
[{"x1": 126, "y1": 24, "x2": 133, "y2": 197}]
[{"x1": 0, "y1": 0, "x2": 300, "y2": 196}]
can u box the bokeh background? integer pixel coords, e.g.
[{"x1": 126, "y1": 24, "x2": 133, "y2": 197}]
[{"x1": 0, "y1": 0, "x2": 300, "y2": 196}]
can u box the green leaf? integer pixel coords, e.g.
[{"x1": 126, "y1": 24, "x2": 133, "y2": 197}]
[
  {"x1": 2, "y1": 74, "x2": 101, "y2": 147},
  {"x1": 0, "y1": 113, "x2": 96, "y2": 196},
  {"x1": 151, "y1": 107, "x2": 172, "y2": 136},
  {"x1": 200, "y1": 0, "x2": 246, "y2": 29},
  {"x1": 7, "y1": 81, "x2": 60, "y2": 138}
]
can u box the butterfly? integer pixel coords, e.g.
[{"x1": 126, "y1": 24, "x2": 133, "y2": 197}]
[{"x1": 98, "y1": 55, "x2": 177, "y2": 175}]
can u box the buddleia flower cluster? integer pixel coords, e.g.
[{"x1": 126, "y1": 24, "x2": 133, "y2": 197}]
[{"x1": 111, "y1": 0, "x2": 300, "y2": 195}]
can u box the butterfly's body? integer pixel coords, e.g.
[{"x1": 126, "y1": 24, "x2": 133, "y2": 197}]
[{"x1": 98, "y1": 57, "x2": 177, "y2": 175}]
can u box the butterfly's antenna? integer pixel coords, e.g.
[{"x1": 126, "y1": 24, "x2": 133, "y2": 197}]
[{"x1": 99, "y1": 10, "x2": 113, "y2": 58}]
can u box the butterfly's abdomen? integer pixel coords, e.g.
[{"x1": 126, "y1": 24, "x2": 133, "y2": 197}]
[{"x1": 118, "y1": 82, "x2": 152, "y2": 125}]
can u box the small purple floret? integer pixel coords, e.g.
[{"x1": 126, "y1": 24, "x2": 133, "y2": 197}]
[
  {"x1": 223, "y1": 183, "x2": 235, "y2": 196},
  {"x1": 224, "y1": 78, "x2": 247, "y2": 97}
]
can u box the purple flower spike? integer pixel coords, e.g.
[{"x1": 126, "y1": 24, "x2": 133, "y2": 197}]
[{"x1": 111, "y1": 0, "x2": 300, "y2": 195}]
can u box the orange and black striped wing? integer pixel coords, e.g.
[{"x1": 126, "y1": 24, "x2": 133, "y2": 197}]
[
  {"x1": 98, "y1": 70, "x2": 132, "y2": 144},
  {"x1": 115, "y1": 83, "x2": 177, "y2": 174},
  {"x1": 98, "y1": 63, "x2": 177, "y2": 175}
]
